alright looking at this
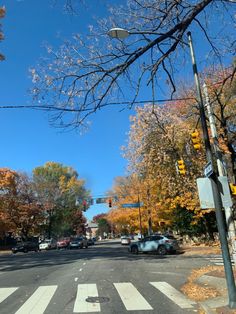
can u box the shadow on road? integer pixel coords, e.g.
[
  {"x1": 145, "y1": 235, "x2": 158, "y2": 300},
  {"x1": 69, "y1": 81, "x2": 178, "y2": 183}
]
[{"x1": 0, "y1": 241, "x2": 207, "y2": 273}]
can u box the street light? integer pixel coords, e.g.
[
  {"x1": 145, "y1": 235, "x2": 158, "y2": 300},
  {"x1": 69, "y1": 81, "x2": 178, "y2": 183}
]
[
  {"x1": 107, "y1": 28, "x2": 130, "y2": 39},
  {"x1": 108, "y1": 27, "x2": 236, "y2": 308}
]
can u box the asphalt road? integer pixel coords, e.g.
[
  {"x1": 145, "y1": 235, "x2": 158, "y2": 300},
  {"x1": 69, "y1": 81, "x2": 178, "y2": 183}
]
[{"x1": 0, "y1": 240, "x2": 216, "y2": 314}]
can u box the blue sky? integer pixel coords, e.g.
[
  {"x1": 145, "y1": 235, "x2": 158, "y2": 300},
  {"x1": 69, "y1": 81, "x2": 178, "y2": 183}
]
[
  {"x1": 0, "y1": 0, "x2": 133, "y2": 220},
  {"x1": 0, "y1": 1, "x2": 234, "y2": 220}
]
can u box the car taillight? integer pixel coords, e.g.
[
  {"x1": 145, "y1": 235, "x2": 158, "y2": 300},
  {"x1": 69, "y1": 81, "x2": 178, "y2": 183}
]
[{"x1": 165, "y1": 240, "x2": 171, "y2": 243}]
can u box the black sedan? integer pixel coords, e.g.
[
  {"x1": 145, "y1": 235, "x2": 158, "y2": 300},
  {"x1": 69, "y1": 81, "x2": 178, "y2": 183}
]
[{"x1": 12, "y1": 241, "x2": 39, "y2": 254}]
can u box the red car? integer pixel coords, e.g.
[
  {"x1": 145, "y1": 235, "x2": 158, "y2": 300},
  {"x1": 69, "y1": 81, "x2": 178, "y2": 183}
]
[{"x1": 57, "y1": 237, "x2": 70, "y2": 249}]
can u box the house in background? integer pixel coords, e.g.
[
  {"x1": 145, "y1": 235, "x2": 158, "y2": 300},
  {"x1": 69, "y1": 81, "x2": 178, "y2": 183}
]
[{"x1": 85, "y1": 221, "x2": 98, "y2": 238}]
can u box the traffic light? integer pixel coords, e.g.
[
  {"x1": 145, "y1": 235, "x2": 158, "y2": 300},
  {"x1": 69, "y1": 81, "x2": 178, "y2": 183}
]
[
  {"x1": 82, "y1": 200, "x2": 87, "y2": 211},
  {"x1": 108, "y1": 199, "x2": 112, "y2": 207},
  {"x1": 191, "y1": 130, "x2": 201, "y2": 150},
  {"x1": 177, "y1": 159, "x2": 186, "y2": 175},
  {"x1": 230, "y1": 183, "x2": 236, "y2": 196}
]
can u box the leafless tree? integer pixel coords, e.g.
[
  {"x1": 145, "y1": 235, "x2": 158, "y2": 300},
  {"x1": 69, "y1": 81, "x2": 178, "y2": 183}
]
[{"x1": 31, "y1": 0, "x2": 236, "y2": 129}]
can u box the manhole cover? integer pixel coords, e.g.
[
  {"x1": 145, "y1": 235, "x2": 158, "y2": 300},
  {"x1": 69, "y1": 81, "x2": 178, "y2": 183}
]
[{"x1": 86, "y1": 296, "x2": 110, "y2": 304}]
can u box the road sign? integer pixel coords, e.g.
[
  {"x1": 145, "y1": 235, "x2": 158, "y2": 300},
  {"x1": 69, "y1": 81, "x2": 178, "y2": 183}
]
[
  {"x1": 197, "y1": 176, "x2": 233, "y2": 209},
  {"x1": 204, "y1": 161, "x2": 213, "y2": 177},
  {"x1": 122, "y1": 202, "x2": 143, "y2": 208}
]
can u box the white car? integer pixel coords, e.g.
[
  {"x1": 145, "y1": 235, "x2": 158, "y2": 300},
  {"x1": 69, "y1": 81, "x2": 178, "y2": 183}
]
[
  {"x1": 39, "y1": 239, "x2": 57, "y2": 250},
  {"x1": 121, "y1": 236, "x2": 131, "y2": 245}
]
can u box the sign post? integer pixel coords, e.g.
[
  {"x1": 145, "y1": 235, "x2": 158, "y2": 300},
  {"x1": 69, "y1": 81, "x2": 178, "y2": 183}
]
[{"x1": 122, "y1": 201, "x2": 143, "y2": 236}]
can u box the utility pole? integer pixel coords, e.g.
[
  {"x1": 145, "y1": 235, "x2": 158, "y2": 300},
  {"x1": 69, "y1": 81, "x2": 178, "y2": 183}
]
[
  {"x1": 188, "y1": 32, "x2": 236, "y2": 308},
  {"x1": 147, "y1": 188, "x2": 153, "y2": 235},
  {"x1": 138, "y1": 194, "x2": 143, "y2": 237},
  {"x1": 203, "y1": 82, "x2": 236, "y2": 268}
]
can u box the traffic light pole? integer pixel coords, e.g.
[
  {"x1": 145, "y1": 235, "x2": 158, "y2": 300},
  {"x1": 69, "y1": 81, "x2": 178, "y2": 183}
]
[
  {"x1": 138, "y1": 194, "x2": 143, "y2": 237},
  {"x1": 188, "y1": 31, "x2": 236, "y2": 308},
  {"x1": 203, "y1": 82, "x2": 236, "y2": 269}
]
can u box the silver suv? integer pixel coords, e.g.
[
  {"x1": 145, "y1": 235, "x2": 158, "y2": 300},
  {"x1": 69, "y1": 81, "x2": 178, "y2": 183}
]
[{"x1": 128, "y1": 234, "x2": 179, "y2": 255}]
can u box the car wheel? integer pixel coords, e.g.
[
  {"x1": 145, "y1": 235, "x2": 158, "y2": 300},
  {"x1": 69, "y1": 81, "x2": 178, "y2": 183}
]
[
  {"x1": 23, "y1": 248, "x2": 28, "y2": 253},
  {"x1": 131, "y1": 246, "x2": 138, "y2": 254},
  {"x1": 85, "y1": 245, "x2": 88, "y2": 249},
  {"x1": 157, "y1": 245, "x2": 167, "y2": 255}
]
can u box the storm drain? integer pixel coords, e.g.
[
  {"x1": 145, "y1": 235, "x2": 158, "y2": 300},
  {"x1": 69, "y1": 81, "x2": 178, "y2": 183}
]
[{"x1": 86, "y1": 296, "x2": 110, "y2": 303}]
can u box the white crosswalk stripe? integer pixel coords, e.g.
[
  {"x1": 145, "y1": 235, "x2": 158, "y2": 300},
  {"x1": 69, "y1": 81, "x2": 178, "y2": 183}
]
[
  {"x1": 0, "y1": 281, "x2": 197, "y2": 313},
  {"x1": 150, "y1": 282, "x2": 196, "y2": 309},
  {"x1": 73, "y1": 284, "x2": 100, "y2": 313},
  {"x1": 0, "y1": 287, "x2": 18, "y2": 304},
  {"x1": 15, "y1": 285, "x2": 57, "y2": 314},
  {"x1": 206, "y1": 256, "x2": 234, "y2": 266},
  {"x1": 114, "y1": 282, "x2": 153, "y2": 311}
]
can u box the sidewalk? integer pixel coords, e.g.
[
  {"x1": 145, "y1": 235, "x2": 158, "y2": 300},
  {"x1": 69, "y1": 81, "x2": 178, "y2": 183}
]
[{"x1": 181, "y1": 245, "x2": 236, "y2": 314}]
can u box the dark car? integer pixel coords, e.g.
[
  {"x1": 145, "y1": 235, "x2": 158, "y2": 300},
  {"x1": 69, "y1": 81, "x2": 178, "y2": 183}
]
[
  {"x1": 69, "y1": 237, "x2": 88, "y2": 249},
  {"x1": 12, "y1": 241, "x2": 39, "y2": 254},
  {"x1": 87, "y1": 238, "x2": 95, "y2": 246}
]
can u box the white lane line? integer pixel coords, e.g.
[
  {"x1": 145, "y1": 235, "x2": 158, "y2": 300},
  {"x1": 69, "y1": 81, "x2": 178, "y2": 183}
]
[
  {"x1": 79, "y1": 268, "x2": 83, "y2": 272},
  {"x1": 114, "y1": 282, "x2": 153, "y2": 311},
  {"x1": 150, "y1": 282, "x2": 196, "y2": 309},
  {"x1": 75, "y1": 277, "x2": 78, "y2": 282},
  {"x1": 15, "y1": 285, "x2": 57, "y2": 314},
  {"x1": 83, "y1": 263, "x2": 86, "y2": 265},
  {"x1": 0, "y1": 287, "x2": 18, "y2": 303},
  {"x1": 73, "y1": 284, "x2": 100, "y2": 313}
]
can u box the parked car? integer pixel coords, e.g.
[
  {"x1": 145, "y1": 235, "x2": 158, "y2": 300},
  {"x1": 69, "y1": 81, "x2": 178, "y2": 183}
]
[
  {"x1": 87, "y1": 238, "x2": 95, "y2": 246},
  {"x1": 121, "y1": 236, "x2": 131, "y2": 245},
  {"x1": 128, "y1": 234, "x2": 179, "y2": 255},
  {"x1": 57, "y1": 237, "x2": 71, "y2": 249},
  {"x1": 39, "y1": 239, "x2": 57, "y2": 250},
  {"x1": 69, "y1": 237, "x2": 88, "y2": 249},
  {"x1": 12, "y1": 241, "x2": 39, "y2": 254}
]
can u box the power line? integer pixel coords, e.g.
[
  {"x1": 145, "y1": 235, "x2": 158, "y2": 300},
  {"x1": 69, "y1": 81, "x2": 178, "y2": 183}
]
[{"x1": 0, "y1": 97, "x2": 196, "y2": 112}]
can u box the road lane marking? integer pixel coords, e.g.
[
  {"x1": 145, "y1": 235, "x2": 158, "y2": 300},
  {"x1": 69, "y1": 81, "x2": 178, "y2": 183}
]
[
  {"x1": 79, "y1": 268, "x2": 83, "y2": 272},
  {"x1": 83, "y1": 263, "x2": 86, "y2": 265},
  {"x1": 15, "y1": 285, "x2": 57, "y2": 314},
  {"x1": 73, "y1": 284, "x2": 100, "y2": 313},
  {"x1": 150, "y1": 282, "x2": 196, "y2": 309},
  {"x1": 0, "y1": 287, "x2": 18, "y2": 303},
  {"x1": 113, "y1": 282, "x2": 153, "y2": 311},
  {"x1": 75, "y1": 277, "x2": 78, "y2": 282}
]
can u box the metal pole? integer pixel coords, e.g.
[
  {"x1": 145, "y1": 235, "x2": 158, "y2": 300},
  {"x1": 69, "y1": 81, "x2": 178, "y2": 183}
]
[
  {"x1": 138, "y1": 194, "x2": 143, "y2": 237},
  {"x1": 203, "y1": 82, "x2": 236, "y2": 268},
  {"x1": 147, "y1": 188, "x2": 153, "y2": 235},
  {"x1": 188, "y1": 31, "x2": 236, "y2": 308}
]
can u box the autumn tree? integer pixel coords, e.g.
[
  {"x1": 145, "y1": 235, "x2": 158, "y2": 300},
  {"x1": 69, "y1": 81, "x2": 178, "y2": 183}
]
[
  {"x1": 92, "y1": 213, "x2": 107, "y2": 223},
  {"x1": 33, "y1": 162, "x2": 90, "y2": 237},
  {"x1": 0, "y1": 169, "x2": 44, "y2": 239},
  {"x1": 94, "y1": 214, "x2": 111, "y2": 238},
  {"x1": 31, "y1": 0, "x2": 235, "y2": 129},
  {"x1": 107, "y1": 98, "x2": 221, "y2": 238},
  {"x1": 203, "y1": 66, "x2": 236, "y2": 183}
]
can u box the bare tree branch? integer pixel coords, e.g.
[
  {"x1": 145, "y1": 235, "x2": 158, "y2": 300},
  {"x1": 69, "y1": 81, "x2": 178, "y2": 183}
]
[{"x1": 31, "y1": 0, "x2": 236, "y2": 129}]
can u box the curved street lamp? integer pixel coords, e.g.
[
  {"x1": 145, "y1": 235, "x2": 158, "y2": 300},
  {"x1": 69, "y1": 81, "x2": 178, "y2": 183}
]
[{"x1": 107, "y1": 28, "x2": 130, "y2": 39}]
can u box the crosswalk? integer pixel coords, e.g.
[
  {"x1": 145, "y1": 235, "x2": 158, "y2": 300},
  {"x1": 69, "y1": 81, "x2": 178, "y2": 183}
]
[
  {"x1": 205, "y1": 255, "x2": 234, "y2": 266},
  {"x1": 0, "y1": 281, "x2": 197, "y2": 313}
]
